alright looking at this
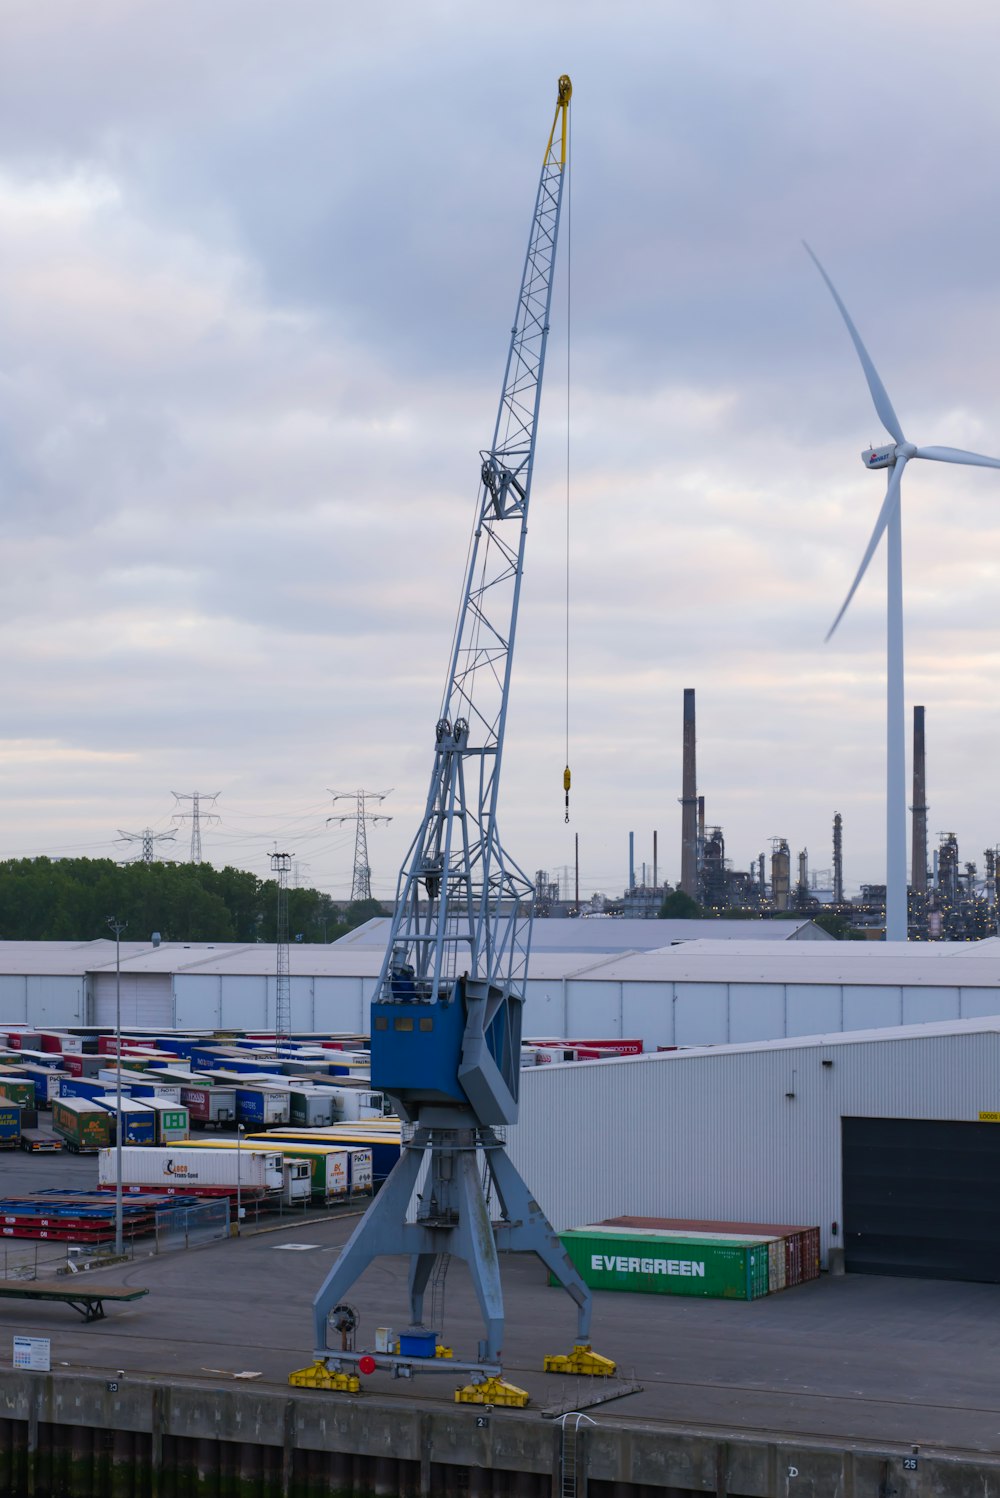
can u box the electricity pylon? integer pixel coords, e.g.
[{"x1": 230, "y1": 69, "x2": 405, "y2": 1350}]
[
  {"x1": 328, "y1": 789, "x2": 392, "y2": 902},
  {"x1": 116, "y1": 827, "x2": 176, "y2": 864},
  {"x1": 171, "y1": 792, "x2": 221, "y2": 864}
]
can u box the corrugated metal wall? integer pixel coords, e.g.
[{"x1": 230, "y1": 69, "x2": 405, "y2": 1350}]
[
  {"x1": 521, "y1": 977, "x2": 999, "y2": 1048},
  {"x1": 506, "y1": 1030, "x2": 1000, "y2": 1264},
  {"x1": 91, "y1": 972, "x2": 173, "y2": 1028}
]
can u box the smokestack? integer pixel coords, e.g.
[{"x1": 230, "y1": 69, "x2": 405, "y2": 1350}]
[
  {"x1": 653, "y1": 830, "x2": 658, "y2": 891},
  {"x1": 629, "y1": 830, "x2": 635, "y2": 892},
  {"x1": 833, "y1": 812, "x2": 844, "y2": 905},
  {"x1": 911, "y1": 705, "x2": 928, "y2": 894},
  {"x1": 680, "y1": 689, "x2": 698, "y2": 897}
]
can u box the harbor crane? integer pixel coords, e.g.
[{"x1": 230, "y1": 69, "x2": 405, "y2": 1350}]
[{"x1": 292, "y1": 74, "x2": 613, "y2": 1406}]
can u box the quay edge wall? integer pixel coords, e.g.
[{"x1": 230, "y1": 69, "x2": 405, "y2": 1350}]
[{"x1": 1, "y1": 1369, "x2": 1000, "y2": 1497}]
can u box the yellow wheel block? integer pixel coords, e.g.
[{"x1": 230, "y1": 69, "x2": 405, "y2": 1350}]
[
  {"x1": 543, "y1": 1343, "x2": 617, "y2": 1377},
  {"x1": 288, "y1": 1360, "x2": 360, "y2": 1392},
  {"x1": 454, "y1": 1375, "x2": 530, "y2": 1407}
]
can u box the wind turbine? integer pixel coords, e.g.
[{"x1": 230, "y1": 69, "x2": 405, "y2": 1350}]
[{"x1": 806, "y1": 243, "x2": 1000, "y2": 942}]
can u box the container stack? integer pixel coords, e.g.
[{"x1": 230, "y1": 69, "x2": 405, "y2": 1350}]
[{"x1": 601, "y1": 1217, "x2": 821, "y2": 1290}]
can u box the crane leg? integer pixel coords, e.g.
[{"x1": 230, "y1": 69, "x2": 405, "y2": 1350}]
[
  {"x1": 311, "y1": 1145, "x2": 423, "y2": 1350},
  {"x1": 408, "y1": 1253, "x2": 437, "y2": 1327},
  {"x1": 453, "y1": 1146, "x2": 504, "y2": 1362},
  {"x1": 486, "y1": 1146, "x2": 592, "y2": 1341}
]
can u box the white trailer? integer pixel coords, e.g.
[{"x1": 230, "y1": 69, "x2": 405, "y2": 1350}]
[{"x1": 98, "y1": 1145, "x2": 284, "y2": 1192}]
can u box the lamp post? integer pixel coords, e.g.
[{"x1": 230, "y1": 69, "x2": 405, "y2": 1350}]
[
  {"x1": 236, "y1": 1123, "x2": 245, "y2": 1236},
  {"x1": 106, "y1": 917, "x2": 127, "y2": 1257}
]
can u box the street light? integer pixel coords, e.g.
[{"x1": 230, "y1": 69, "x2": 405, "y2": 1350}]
[
  {"x1": 236, "y1": 1123, "x2": 245, "y2": 1236},
  {"x1": 106, "y1": 917, "x2": 127, "y2": 1257}
]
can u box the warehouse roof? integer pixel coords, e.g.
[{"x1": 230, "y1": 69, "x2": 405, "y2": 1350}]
[
  {"x1": 535, "y1": 1013, "x2": 1000, "y2": 1072},
  {"x1": 0, "y1": 934, "x2": 997, "y2": 988},
  {"x1": 333, "y1": 916, "x2": 834, "y2": 951}
]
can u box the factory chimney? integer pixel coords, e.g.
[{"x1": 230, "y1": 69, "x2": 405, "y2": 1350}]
[
  {"x1": 832, "y1": 812, "x2": 844, "y2": 905},
  {"x1": 680, "y1": 689, "x2": 698, "y2": 897},
  {"x1": 911, "y1": 705, "x2": 928, "y2": 894}
]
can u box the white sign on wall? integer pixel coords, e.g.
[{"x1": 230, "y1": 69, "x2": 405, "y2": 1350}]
[{"x1": 13, "y1": 1336, "x2": 50, "y2": 1371}]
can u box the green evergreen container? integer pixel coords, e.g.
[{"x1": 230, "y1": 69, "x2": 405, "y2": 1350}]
[{"x1": 556, "y1": 1226, "x2": 773, "y2": 1300}]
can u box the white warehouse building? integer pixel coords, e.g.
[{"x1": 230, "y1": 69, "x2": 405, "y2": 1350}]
[
  {"x1": 507, "y1": 1017, "x2": 1000, "y2": 1281},
  {"x1": 2, "y1": 936, "x2": 1000, "y2": 1047}
]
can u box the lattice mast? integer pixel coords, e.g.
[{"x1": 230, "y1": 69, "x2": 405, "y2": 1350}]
[
  {"x1": 328, "y1": 789, "x2": 392, "y2": 902},
  {"x1": 377, "y1": 80, "x2": 573, "y2": 1017},
  {"x1": 171, "y1": 791, "x2": 220, "y2": 865},
  {"x1": 271, "y1": 850, "x2": 292, "y2": 1046}
]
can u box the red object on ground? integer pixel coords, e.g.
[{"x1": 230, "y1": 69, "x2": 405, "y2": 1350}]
[{"x1": 358, "y1": 1355, "x2": 376, "y2": 1375}]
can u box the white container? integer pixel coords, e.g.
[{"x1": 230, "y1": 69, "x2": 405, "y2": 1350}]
[
  {"x1": 348, "y1": 1148, "x2": 373, "y2": 1194},
  {"x1": 98, "y1": 1145, "x2": 284, "y2": 1192},
  {"x1": 282, "y1": 1160, "x2": 313, "y2": 1204},
  {"x1": 327, "y1": 1086, "x2": 385, "y2": 1122}
]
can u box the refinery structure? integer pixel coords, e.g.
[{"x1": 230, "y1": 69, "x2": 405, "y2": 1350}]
[{"x1": 573, "y1": 687, "x2": 1000, "y2": 942}]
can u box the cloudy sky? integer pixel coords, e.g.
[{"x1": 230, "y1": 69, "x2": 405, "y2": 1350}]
[{"x1": 2, "y1": 0, "x2": 1000, "y2": 904}]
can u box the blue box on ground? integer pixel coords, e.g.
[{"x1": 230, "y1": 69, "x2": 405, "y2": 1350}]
[{"x1": 398, "y1": 1330, "x2": 437, "y2": 1358}]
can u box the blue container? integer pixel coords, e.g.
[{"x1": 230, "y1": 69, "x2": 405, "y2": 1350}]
[
  {"x1": 58, "y1": 1077, "x2": 110, "y2": 1101},
  {"x1": 0, "y1": 1103, "x2": 21, "y2": 1143},
  {"x1": 155, "y1": 1038, "x2": 196, "y2": 1059},
  {"x1": 235, "y1": 1088, "x2": 266, "y2": 1124},
  {"x1": 398, "y1": 1330, "x2": 437, "y2": 1359},
  {"x1": 96, "y1": 1099, "x2": 155, "y2": 1145}
]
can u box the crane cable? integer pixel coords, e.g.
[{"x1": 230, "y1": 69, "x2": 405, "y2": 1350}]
[{"x1": 563, "y1": 108, "x2": 573, "y2": 824}]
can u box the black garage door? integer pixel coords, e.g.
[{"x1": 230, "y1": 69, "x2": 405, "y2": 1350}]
[{"x1": 842, "y1": 1116, "x2": 1000, "y2": 1282}]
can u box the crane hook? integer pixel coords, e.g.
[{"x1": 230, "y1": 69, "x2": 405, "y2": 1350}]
[{"x1": 563, "y1": 765, "x2": 571, "y2": 823}]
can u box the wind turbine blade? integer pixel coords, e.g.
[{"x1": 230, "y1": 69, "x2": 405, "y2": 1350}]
[
  {"x1": 826, "y1": 456, "x2": 907, "y2": 643},
  {"x1": 803, "y1": 242, "x2": 906, "y2": 446},
  {"x1": 915, "y1": 444, "x2": 1000, "y2": 470}
]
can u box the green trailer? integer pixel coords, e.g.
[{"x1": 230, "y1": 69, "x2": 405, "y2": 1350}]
[
  {"x1": 0, "y1": 1078, "x2": 37, "y2": 1111},
  {"x1": 51, "y1": 1097, "x2": 113, "y2": 1153},
  {"x1": 556, "y1": 1226, "x2": 773, "y2": 1301}
]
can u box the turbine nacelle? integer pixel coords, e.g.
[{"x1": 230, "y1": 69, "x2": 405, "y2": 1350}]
[{"x1": 863, "y1": 444, "x2": 896, "y2": 469}]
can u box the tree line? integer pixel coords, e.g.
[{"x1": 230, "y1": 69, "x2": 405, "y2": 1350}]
[{"x1": 0, "y1": 857, "x2": 385, "y2": 944}]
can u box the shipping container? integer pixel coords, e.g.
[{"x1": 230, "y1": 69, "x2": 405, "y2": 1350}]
[
  {"x1": 0, "y1": 1102, "x2": 21, "y2": 1147},
  {"x1": 142, "y1": 1098, "x2": 190, "y2": 1144},
  {"x1": 601, "y1": 1217, "x2": 821, "y2": 1288},
  {"x1": 125, "y1": 1080, "x2": 182, "y2": 1105},
  {"x1": 59, "y1": 1077, "x2": 115, "y2": 1102},
  {"x1": 557, "y1": 1226, "x2": 773, "y2": 1300},
  {"x1": 95, "y1": 1097, "x2": 156, "y2": 1145},
  {"x1": 234, "y1": 1088, "x2": 291, "y2": 1126},
  {"x1": 0, "y1": 1078, "x2": 38, "y2": 1110},
  {"x1": 258, "y1": 1126, "x2": 400, "y2": 1182},
  {"x1": 282, "y1": 1160, "x2": 313, "y2": 1205},
  {"x1": 288, "y1": 1089, "x2": 337, "y2": 1127},
  {"x1": 181, "y1": 1085, "x2": 237, "y2": 1127},
  {"x1": 62, "y1": 1054, "x2": 108, "y2": 1078},
  {"x1": 242, "y1": 1140, "x2": 348, "y2": 1202},
  {"x1": 97, "y1": 1145, "x2": 284, "y2": 1192},
  {"x1": 51, "y1": 1097, "x2": 113, "y2": 1152}
]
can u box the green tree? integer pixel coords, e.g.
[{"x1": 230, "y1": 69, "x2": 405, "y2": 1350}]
[{"x1": 659, "y1": 888, "x2": 703, "y2": 919}]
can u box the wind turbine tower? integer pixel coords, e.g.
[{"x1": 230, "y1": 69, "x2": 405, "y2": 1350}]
[{"x1": 806, "y1": 245, "x2": 1000, "y2": 941}]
